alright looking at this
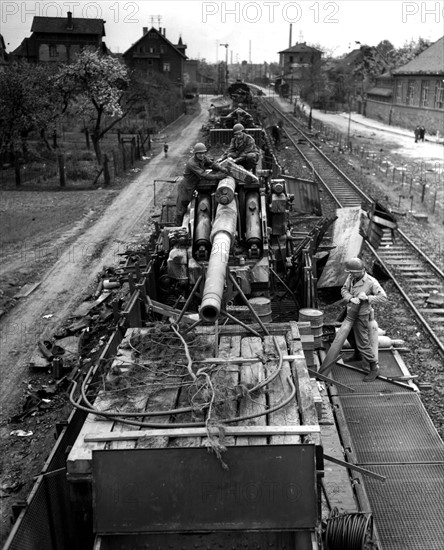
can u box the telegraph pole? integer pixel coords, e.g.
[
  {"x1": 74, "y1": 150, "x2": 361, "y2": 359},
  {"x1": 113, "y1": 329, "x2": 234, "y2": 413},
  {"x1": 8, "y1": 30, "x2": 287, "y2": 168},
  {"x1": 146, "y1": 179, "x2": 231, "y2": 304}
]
[{"x1": 220, "y1": 43, "x2": 229, "y2": 92}]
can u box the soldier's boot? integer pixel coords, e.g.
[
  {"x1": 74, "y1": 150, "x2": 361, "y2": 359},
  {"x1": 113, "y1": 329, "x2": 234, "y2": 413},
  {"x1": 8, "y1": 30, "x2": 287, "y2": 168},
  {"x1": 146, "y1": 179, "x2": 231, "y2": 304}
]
[{"x1": 363, "y1": 362, "x2": 380, "y2": 382}]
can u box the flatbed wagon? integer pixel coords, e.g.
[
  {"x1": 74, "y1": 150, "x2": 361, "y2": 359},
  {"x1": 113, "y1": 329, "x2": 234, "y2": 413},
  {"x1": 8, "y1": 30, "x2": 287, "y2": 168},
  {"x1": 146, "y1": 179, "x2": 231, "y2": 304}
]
[{"x1": 67, "y1": 321, "x2": 330, "y2": 550}]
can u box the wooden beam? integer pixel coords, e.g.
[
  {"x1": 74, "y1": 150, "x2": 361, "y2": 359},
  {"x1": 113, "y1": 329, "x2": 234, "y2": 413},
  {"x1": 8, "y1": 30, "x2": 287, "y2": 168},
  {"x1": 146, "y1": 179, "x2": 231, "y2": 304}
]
[{"x1": 84, "y1": 425, "x2": 321, "y2": 442}]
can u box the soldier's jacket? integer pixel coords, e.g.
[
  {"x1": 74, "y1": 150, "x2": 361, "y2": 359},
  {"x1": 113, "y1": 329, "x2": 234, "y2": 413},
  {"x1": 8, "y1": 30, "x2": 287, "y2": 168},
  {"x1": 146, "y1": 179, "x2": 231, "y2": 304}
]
[
  {"x1": 182, "y1": 154, "x2": 224, "y2": 190},
  {"x1": 341, "y1": 272, "x2": 387, "y2": 317},
  {"x1": 226, "y1": 133, "x2": 259, "y2": 161}
]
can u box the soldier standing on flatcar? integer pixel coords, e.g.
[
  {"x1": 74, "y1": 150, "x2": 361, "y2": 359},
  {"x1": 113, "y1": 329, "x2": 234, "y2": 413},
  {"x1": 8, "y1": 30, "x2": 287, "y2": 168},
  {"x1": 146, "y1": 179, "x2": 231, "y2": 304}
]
[
  {"x1": 175, "y1": 143, "x2": 227, "y2": 226},
  {"x1": 341, "y1": 257, "x2": 387, "y2": 382},
  {"x1": 218, "y1": 123, "x2": 260, "y2": 172}
]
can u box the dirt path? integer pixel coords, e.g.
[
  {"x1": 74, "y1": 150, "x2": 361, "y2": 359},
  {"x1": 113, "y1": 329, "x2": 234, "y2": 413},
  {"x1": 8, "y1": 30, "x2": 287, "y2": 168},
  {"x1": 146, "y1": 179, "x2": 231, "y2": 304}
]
[{"x1": 0, "y1": 101, "x2": 209, "y2": 423}]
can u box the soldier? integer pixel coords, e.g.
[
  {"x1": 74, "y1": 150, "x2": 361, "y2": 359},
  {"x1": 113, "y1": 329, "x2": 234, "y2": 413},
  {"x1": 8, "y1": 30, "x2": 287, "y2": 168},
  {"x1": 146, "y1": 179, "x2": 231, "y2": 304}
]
[
  {"x1": 175, "y1": 143, "x2": 227, "y2": 226},
  {"x1": 219, "y1": 123, "x2": 260, "y2": 172},
  {"x1": 341, "y1": 257, "x2": 387, "y2": 382}
]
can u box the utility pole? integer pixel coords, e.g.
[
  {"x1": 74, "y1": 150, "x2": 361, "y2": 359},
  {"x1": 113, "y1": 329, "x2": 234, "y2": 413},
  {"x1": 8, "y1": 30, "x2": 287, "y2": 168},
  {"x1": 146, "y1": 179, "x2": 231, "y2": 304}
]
[{"x1": 220, "y1": 43, "x2": 229, "y2": 92}]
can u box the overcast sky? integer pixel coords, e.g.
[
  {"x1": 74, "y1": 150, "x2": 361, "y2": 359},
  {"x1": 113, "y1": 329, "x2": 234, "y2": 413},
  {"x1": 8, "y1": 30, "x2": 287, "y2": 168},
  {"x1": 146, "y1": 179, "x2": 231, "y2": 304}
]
[{"x1": 1, "y1": 0, "x2": 442, "y2": 62}]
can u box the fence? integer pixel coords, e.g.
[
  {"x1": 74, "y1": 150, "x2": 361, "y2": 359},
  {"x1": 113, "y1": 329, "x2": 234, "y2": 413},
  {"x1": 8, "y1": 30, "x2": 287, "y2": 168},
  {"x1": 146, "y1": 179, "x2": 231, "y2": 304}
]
[
  {"x1": 1, "y1": 102, "x2": 186, "y2": 188},
  {"x1": 307, "y1": 116, "x2": 444, "y2": 219}
]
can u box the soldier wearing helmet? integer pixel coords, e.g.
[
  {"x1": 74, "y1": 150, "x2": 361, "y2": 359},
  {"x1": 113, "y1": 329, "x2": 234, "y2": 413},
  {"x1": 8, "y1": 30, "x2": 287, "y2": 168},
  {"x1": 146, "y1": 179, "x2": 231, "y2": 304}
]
[
  {"x1": 341, "y1": 257, "x2": 387, "y2": 382},
  {"x1": 219, "y1": 123, "x2": 260, "y2": 172},
  {"x1": 175, "y1": 143, "x2": 227, "y2": 226}
]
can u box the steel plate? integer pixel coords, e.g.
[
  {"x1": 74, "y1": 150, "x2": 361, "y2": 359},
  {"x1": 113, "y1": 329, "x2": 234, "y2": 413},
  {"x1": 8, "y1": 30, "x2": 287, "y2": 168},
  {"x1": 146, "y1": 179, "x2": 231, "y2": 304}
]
[
  {"x1": 92, "y1": 445, "x2": 318, "y2": 534},
  {"x1": 364, "y1": 464, "x2": 444, "y2": 550},
  {"x1": 339, "y1": 393, "x2": 444, "y2": 464}
]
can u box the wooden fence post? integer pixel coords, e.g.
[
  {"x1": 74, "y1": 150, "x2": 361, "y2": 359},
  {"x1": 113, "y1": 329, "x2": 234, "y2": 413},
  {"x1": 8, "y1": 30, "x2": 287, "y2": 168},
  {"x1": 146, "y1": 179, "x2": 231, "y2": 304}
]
[
  {"x1": 103, "y1": 153, "x2": 110, "y2": 186},
  {"x1": 138, "y1": 133, "x2": 145, "y2": 156},
  {"x1": 58, "y1": 152, "x2": 66, "y2": 187},
  {"x1": 147, "y1": 129, "x2": 151, "y2": 150},
  {"x1": 13, "y1": 151, "x2": 21, "y2": 187},
  {"x1": 112, "y1": 150, "x2": 118, "y2": 177},
  {"x1": 121, "y1": 143, "x2": 126, "y2": 172},
  {"x1": 130, "y1": 138, "x2": 136, "y2": 165}
]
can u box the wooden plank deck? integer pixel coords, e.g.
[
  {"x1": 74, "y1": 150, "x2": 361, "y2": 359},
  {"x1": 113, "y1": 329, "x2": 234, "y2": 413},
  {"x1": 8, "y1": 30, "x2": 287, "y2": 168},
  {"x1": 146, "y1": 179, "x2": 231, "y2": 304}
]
[{"x1": 67, "y1": 322, "x2": 321, "y2": 481}]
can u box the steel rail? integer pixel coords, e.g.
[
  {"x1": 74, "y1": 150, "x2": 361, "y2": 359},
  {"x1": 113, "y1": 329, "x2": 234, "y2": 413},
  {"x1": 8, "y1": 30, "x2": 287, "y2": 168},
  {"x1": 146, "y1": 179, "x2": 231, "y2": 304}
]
[
  {"x1": 260, "y1": 98, "x2": 373, "y2": 207},
  {"x1": 367, "y1": 240, "x2": 444, "y2": 356},
  {"x1": 262, "y1": 97, "x2": 444, "y2": 358}
]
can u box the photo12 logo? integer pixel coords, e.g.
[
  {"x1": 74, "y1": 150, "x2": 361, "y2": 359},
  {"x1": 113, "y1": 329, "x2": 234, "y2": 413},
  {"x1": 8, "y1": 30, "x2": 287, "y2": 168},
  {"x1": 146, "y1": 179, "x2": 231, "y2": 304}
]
[
  {"x1": 1, "y1": 2, "x2": 140, "y2": 24},
  {"x1": 202, "y1": 1, "x2": 340, "y2": 24}
]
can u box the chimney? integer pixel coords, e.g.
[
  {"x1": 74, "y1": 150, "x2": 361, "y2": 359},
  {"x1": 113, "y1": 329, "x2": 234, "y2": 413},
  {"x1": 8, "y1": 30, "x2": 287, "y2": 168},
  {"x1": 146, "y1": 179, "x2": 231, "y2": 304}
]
[
  {"x1": 159, "y1": 27, "x2": 162, "y2": 34},
  {"x1": 143, "y1": 27, "x2": 147, "y2": 35},
  {"x1": 163, "y1": 28, "x2": 166, "y2": 37},
  {"x1": 67, "y1": 11, "x2": 73, "y2": 29}
]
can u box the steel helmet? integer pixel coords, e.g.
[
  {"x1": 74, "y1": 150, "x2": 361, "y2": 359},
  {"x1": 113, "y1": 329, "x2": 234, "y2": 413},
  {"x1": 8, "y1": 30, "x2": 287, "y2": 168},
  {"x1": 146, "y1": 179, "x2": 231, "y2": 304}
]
[
  {"x1": 193, "y1": 143, "x2": 207, "y2": 154},
  {"x1": 345, "y1": 257, "x2": 365, "y2": 273},
  {"x1": 233, "y1": 123, "x2": 245, "y2": 133}
]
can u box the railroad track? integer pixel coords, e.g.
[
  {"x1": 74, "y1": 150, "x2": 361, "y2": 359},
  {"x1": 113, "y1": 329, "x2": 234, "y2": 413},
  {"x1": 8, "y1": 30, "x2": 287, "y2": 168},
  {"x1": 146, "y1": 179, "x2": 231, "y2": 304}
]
[{"x1": 261, "y1": 97, "x2": 444, "y2": 356}]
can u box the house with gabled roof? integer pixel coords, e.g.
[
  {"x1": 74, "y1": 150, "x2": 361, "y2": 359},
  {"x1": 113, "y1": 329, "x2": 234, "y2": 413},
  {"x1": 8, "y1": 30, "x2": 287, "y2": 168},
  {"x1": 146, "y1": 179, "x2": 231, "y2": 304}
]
[
  {"x1": 366, "y1": 37, "x2": 444, "y2": 134},
  {"x1": 122, "y1": 27, "x2": 187, "y2": 92},
  {"x1": 10, "y1": 11, "x2": 107, "y2": 63},
  {"x1": 276, "y1": 42, "x2": 322, "y2": 100}
]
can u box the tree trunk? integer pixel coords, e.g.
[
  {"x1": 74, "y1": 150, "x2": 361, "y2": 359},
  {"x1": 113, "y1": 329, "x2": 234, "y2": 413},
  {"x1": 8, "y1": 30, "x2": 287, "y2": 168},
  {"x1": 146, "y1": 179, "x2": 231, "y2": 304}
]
[
  {"x1": 13, "y1": 150, "x2": 21, "y2": 187},
  {"x1": 92, "y1": 134, "x2": 102, "y2": 165}
]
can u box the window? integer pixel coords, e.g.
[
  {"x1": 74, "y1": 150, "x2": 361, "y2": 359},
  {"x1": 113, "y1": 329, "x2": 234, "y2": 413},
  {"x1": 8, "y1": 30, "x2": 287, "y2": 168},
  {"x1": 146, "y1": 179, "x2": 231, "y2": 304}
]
[
  {"x1": 406, "y1": 80, "x2": 415, "y2": 105},
  {"x1": 49, "y1": 44, "x2": 58, "y2": 57},
  {"x1": 395, "y1": 81, "x2": 402, "y2": 103},
  {"x1": 160, "y1": 46, "x2": 165, "y2": 54},
  {"x1": 149, "y1": 47, "x2": 156, "y2": 53},
  {"x1": 434, "y1": 80, "x2": 444, "y2": 109},
  {"x1": 163, "y1": 62, "x2": 170, "y2": 72},
  {"x1": 148, "y1": 32, "x2": 157, "y2": 39},
  {"x1": 420, "y1": 80, "x2": 429, "y2": 107}
]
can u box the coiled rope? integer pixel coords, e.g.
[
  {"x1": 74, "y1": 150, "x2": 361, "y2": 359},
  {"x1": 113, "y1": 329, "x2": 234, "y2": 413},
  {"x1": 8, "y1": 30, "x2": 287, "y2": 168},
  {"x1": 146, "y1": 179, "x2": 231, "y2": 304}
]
[{"x1": 325, "y1": 508, "x2": 373, "y2": 550}]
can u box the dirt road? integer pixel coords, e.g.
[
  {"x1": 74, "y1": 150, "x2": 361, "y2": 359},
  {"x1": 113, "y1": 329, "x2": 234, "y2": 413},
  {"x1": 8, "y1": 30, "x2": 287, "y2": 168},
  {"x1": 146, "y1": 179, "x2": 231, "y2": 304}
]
[{"x1": 0, "y1": 101, "x2": 209, "y2": 425}]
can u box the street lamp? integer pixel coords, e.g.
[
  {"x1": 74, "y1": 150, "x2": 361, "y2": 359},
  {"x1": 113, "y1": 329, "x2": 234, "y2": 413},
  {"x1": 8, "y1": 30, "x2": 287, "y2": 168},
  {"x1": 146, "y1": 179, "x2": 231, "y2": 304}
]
[{"x1": 220, "y1": 43, "x2": 229, "y2": 92}]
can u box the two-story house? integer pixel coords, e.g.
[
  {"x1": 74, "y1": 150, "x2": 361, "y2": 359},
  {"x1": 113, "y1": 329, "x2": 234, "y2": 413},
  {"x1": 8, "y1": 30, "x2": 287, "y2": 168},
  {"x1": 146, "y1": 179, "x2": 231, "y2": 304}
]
[
  {"x1": 10, "y1": 11, "x2": 107, "y2": 63},
  {"x1": 276, "y1": 42, "x2": 322, "y2": 100},
  {"x1": 122, "y1": 27, "x2": 187, "y2": 92}
]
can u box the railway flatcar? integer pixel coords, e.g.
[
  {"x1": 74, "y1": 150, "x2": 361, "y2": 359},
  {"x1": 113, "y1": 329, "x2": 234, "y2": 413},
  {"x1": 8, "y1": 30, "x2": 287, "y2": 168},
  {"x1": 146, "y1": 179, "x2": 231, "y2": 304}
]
[{"x1": 2, "y1": 105, "x2": 376, "y2": 550}]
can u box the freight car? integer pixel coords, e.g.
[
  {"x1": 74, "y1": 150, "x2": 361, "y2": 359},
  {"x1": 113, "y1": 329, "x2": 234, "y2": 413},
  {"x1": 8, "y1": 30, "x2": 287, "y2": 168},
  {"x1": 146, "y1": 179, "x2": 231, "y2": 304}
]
[
  {"x1": 62, "y1": 134, "x2": 373, "y2": 550},
  {"x1": 2, "y1": 112, "x2": 374, "y2": 550}
]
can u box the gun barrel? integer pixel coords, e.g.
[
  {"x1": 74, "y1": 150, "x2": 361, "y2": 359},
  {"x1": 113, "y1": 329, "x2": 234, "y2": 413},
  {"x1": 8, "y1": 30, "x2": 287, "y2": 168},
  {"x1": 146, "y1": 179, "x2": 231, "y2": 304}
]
[{"x1": 200, "y1": 200, "x2": 238, "y2": 322}]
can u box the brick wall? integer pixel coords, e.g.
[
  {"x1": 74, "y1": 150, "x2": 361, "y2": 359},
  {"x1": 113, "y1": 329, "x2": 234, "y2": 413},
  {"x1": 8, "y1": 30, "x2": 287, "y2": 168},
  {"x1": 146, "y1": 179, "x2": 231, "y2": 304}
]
[
  {"x1": 391, "y1": 104, "x2": 444, "y2": 135},
  {"x1": 365, "y1": 100, "x2": 392, "y2": 125}
]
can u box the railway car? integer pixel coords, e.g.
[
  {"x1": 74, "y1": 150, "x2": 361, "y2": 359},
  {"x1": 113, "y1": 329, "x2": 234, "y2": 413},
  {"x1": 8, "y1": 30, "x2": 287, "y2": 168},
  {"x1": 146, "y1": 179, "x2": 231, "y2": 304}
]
[{"x1": 2, "y1": 98, "x2": 378, "y2": 550}]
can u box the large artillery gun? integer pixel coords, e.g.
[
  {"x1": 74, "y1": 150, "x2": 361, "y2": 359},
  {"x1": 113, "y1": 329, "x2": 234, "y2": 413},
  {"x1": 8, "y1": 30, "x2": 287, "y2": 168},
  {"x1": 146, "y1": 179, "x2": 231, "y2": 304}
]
[{"x1": 147, "y1": 159, "x2": 328, "y2": 327}]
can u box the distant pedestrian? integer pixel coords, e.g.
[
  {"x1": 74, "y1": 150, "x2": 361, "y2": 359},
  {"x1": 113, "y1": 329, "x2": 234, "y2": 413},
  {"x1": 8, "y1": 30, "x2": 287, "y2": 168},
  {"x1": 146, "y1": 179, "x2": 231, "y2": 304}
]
[
  {"x1": 163, "y1": 143, "x2": 169, "y2": 157},
  {"x1": 414, "y1": 126, "x2": 420, "y2": 143},
  {"x1": 270, "y1": 124, "x2": 281, "y2": 147},
  {"x1": 208, "y1": 103, "x2": 216, "y2": 122},
  {"x1": 419, "y1": 126, "x2": 426, "y2": 142}
]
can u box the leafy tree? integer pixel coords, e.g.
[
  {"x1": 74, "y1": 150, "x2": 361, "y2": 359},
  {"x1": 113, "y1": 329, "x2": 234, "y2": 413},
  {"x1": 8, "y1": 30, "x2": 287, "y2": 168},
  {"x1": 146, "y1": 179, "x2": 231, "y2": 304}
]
[
  {"x1": 389, "y1": 37, "x2": 432, "y2": 69},
  {"x1": 53, "y1": 49, "x2": 132, "y2": 164},
  {"x1": 0, "y1": 62, "x2": 63, "y2": 156}
]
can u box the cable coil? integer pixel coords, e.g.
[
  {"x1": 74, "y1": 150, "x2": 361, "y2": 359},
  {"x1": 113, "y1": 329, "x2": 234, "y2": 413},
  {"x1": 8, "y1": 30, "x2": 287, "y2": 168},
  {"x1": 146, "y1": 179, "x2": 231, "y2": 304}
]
[{"x1": 325, "y1": 508, "x2": 373, "y2": 550}]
